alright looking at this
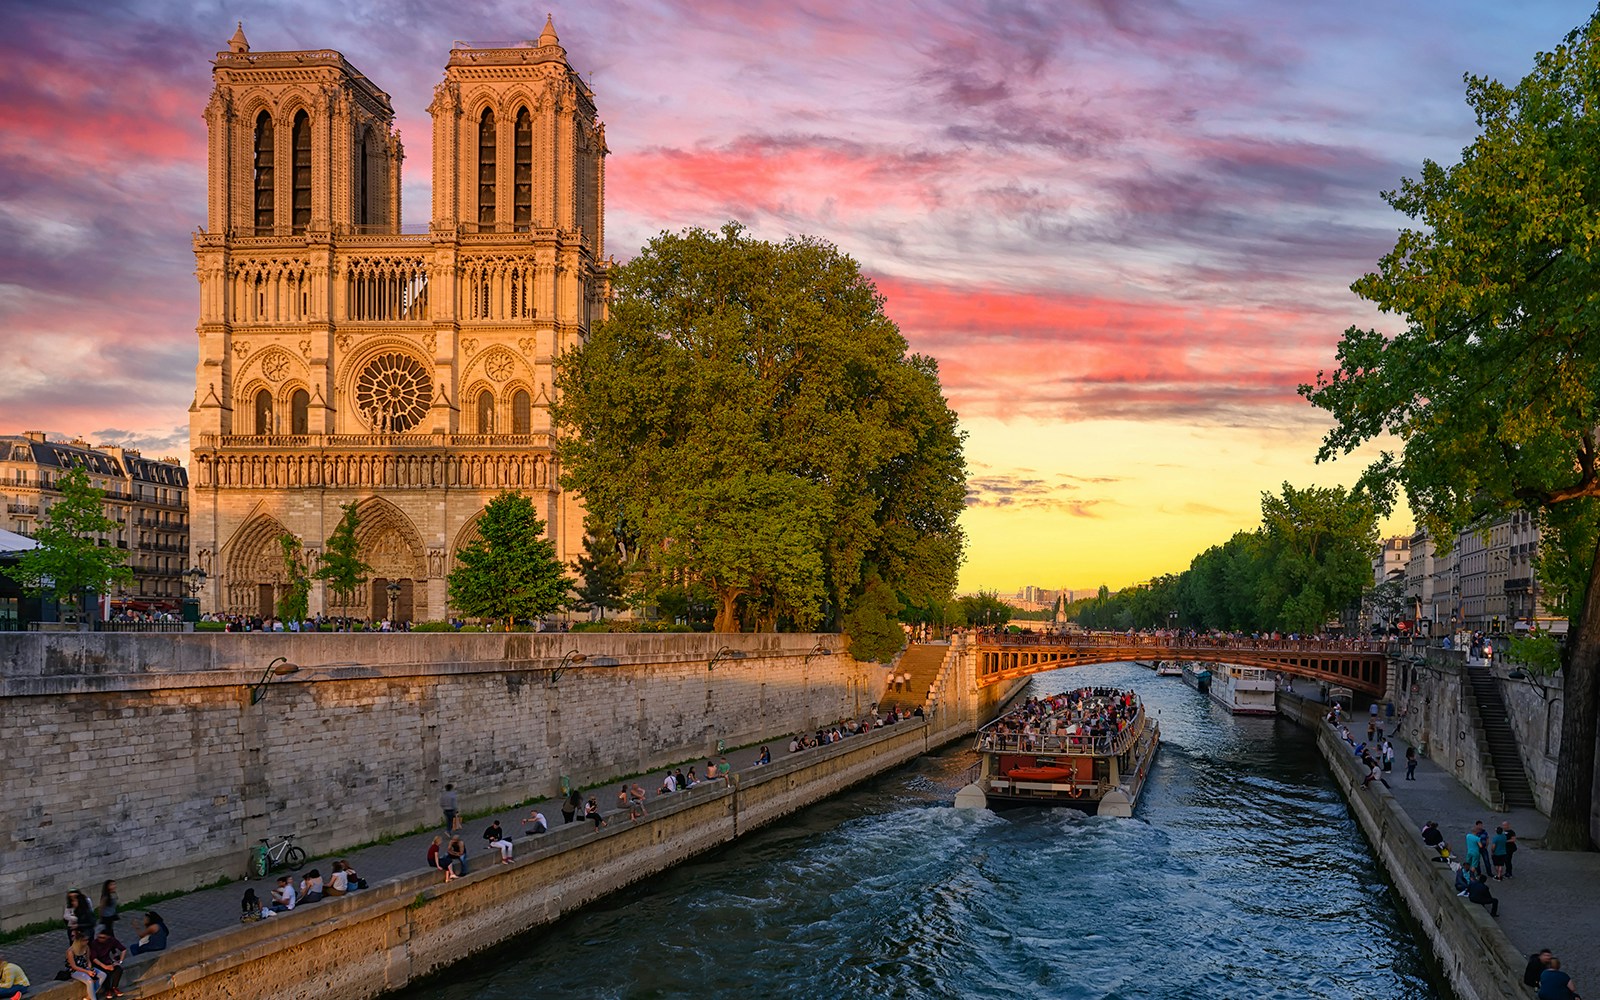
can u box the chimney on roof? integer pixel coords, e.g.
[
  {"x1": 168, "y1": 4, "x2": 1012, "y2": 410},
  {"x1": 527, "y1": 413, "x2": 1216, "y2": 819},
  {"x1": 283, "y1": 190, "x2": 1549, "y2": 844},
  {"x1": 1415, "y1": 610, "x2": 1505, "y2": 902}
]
[{"x1": 23, "y1": 431, "x2": 47, "y2": 442}]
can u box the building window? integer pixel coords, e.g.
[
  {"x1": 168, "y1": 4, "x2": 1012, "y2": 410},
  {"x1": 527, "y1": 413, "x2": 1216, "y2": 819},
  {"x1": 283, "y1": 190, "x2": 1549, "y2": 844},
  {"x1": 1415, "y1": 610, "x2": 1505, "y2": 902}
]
[
  {"x1": 358, "y1": 126, "x2": 371, "y2": 228},
  {"x1": 477, "y1": 389, "x2": 495, "y2": 434},
  {"x1": 290, "y1": 389, "x2": 310, "y2": 435},
  {"x1": 512, "y1": 389, "x2": 530, "y2": 435},
  {"x1": 254, "y1": 389, "x2": 273, "y2": 436},
  {"x1": 253, "y1": 111, "x2": 274, "y2": 234},
  {"x1": 514, "y1": 107, "x2": 532, "y2": 227},
  {"x1": 291, "y1": 111, "x2": 312, "y2": 233},
  {"x1": 477, "y1": 108, "x2": 496, "y2": 226}
]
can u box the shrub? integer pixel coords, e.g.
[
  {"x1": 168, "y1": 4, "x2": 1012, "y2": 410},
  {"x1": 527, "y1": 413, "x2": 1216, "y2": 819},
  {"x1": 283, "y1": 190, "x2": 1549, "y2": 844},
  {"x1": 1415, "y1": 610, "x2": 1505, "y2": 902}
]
[
  {"x1": 193, "y1": 621, "x2": 226, "y2": 632},
  {"x1": 410, "y1": 620, "x2": 456, "y2": 632},
  {"x1": 458, "y1": 625, "x2": 487, "y2": 633}
]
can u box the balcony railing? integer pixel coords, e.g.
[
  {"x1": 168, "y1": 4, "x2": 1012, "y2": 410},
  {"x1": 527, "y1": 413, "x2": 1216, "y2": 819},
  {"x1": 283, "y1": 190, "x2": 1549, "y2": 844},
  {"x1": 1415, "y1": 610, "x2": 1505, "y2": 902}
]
[
  {"x1": 6, "y1": 503, "x2": 38, "y2": 515},
  {"x1": 200, "y1": 433, "x2": 551, "y2": 449}
]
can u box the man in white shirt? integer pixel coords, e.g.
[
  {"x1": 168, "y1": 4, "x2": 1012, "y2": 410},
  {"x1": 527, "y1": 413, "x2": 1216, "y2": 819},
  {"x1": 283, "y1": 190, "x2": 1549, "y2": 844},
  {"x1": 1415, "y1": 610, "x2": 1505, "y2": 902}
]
[
  {"x1": 522, "y1": 810, "x2": 548, "y2": 834},
  {"x1": 270, "y1": 876, "x2": 296, "y2": 912}
]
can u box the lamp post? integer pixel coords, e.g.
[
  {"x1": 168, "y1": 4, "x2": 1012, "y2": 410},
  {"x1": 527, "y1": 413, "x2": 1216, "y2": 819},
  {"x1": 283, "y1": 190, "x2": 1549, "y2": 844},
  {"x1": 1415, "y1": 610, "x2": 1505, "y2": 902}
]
[
  {"x1": 182, "y1": 567, "x2": 206, "y2": 623},
  {"x1": 386, "y1": 580, "x2": 400, "y2": 627}
]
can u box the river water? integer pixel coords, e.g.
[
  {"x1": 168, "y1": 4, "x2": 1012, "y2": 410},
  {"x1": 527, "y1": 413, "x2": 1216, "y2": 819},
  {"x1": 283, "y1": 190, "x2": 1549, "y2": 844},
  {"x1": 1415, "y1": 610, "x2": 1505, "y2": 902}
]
[{"x1": 398, "y1": 661, "x2": 1445, "y2": 1000}]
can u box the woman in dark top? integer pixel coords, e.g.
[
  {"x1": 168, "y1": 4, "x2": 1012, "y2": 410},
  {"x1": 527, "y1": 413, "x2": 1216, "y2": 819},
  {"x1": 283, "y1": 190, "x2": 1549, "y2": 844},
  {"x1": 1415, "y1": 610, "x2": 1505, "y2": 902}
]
[
  {"x1": 563, "y1": 788, "x2": 581, "y2": 824},
  {"x1": 98, "y1": 880, "x2": 119, "y2": 935},
  {"x1": 128, "y1": 912, "x2": 168, "y2": 955},
  {"x1": 64, "y1": 891, "x2": 93, "y2": 947}
]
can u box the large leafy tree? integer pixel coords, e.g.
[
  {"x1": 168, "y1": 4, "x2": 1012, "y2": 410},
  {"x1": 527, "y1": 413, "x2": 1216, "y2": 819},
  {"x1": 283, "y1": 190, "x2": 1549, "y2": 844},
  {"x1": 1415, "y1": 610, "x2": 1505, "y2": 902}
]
[
  {"x1": 554, "y1": 223, "x2": 967, "y2": 637},
  {"x1": 1302, "y1": 10, "x2": 1600, "y2": 849},
  {"x1": 315, "y1": 501, "x2": 369, "y2": 613},
  {"x1": 448, "y1": 491, "x2": 572, "y2": 629},
  {"x1": 3, "y1": 466, "x2": 131, "y2": 621},
  {"x1": 1257, "y1": 483, "x2": 1380, "y2": 635}
]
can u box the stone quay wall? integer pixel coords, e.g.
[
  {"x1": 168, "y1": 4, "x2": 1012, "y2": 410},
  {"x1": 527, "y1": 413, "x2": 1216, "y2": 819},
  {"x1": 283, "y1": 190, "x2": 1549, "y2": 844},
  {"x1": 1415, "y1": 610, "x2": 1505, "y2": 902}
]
[
  {"x1": 22, "y1": 675, "x2": 1024, "y2": 1000},
  {"x1": 1277, "y1": 691, "x2": 1528, "y2": 1000},
  {"x1": 0, "y1": 631, "x2": 893, "y2": 932}
]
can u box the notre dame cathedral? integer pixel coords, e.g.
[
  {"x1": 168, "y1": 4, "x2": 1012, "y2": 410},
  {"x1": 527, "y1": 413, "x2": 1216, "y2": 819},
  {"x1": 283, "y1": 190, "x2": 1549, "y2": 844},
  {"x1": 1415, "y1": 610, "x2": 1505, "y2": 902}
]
[{"x1": 188, "y1": 18, "x2": 606, "y2": 620}]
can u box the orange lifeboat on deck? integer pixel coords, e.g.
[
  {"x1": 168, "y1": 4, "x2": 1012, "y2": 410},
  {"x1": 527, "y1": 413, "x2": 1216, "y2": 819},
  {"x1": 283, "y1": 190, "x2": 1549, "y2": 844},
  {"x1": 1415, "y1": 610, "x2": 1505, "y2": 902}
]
[{"x1": 1005, "y1": 765, "x2": 1075, "y2": 782}]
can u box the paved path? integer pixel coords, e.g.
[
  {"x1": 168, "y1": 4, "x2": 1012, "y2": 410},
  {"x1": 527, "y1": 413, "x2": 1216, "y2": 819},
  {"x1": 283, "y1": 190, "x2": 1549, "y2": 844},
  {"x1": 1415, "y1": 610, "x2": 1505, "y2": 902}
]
[
  {"x1": 1, "y1": 722, "x2": 909, "y2": 991},
  {"x1": 1293, "y1": 680, "x2": 1599, "y2": 996}
]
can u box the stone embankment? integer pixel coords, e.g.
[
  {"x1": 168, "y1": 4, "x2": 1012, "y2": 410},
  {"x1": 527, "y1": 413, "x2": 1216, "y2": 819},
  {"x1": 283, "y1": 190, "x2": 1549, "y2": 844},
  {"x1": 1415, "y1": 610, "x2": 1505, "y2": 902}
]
[
  {"x1": 1278, "y1": 690, "x2": 1528, "y2": 1000},
  {"x1": 19, "y1": 693, "x2": 1015, "y2": 1000}
]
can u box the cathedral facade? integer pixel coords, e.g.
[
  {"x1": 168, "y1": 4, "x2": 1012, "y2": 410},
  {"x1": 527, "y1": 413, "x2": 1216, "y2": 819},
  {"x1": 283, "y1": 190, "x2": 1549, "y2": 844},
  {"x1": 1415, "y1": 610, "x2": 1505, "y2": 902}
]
[{"x1": 189, "y1": 19, "x2": 606, "y2": 621}]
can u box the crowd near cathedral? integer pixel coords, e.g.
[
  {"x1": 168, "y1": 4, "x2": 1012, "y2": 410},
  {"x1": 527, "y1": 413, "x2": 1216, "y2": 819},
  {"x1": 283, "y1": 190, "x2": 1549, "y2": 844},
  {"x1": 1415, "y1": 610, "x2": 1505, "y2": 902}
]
[{"x1": 187, "y1": 18, "x2": 606, "y2": 621}]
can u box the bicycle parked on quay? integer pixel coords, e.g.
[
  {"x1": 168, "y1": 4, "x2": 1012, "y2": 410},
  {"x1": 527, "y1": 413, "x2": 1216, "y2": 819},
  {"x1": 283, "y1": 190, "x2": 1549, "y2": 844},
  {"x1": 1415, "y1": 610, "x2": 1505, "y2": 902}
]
[{"x1": 248, "y1": 833, "x2": 306, "y2": 879}]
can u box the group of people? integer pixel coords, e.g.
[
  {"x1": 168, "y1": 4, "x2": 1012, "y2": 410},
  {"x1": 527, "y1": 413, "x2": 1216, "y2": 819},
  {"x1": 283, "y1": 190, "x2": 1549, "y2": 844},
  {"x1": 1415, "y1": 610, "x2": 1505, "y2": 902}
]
[
  {"x1": 36, "y1": 883, "x2": 169, "y2": 1000},
  {"x1": 980, "y1": 687, "x2": 1141, "y2": 754},
  {"x1": 240, "y1": 859, "x2": 364, "y2": 919},
  {"x1": 1418, "y1": 817, "x2": 1517, "y2": 919},
  {"x1": 1527, "y1": 949, "x2": 1582, "y2": 999}
]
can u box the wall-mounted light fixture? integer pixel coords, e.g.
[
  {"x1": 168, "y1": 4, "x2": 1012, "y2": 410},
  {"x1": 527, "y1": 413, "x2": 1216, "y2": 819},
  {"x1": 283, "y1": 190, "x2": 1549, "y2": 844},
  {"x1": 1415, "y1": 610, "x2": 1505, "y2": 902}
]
[
  {"x1": 550, "y1": 650, "x2": 586, "y2": 686},
  {"x1": 804, "y1": 642, "x2": 833, "y2": 665},
  {"x1": 250, "y1": 656, "x2": 300, "y2": 705},
  {"x1": 708, "y1": 645, "x2": 739, "y2": 671}
]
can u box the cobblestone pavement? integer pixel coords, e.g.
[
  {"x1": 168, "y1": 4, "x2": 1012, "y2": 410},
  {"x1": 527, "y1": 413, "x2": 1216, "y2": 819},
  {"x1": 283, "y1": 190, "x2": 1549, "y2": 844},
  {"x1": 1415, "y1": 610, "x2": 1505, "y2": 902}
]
[{"x1": 0, "y1": 725, "x2": 852, "y2": 991}]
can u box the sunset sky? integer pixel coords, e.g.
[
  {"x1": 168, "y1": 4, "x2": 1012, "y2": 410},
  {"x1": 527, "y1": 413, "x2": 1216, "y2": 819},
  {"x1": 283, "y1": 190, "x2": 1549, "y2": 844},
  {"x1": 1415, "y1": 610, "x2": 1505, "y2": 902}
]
[{"x1": 0, "y1": 0, "x2": 1586, "y2": 593}]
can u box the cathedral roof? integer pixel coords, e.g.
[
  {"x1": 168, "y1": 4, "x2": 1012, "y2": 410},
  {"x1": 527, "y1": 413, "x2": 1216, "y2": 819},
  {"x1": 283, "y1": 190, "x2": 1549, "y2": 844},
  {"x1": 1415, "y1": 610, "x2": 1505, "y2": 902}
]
[{"x1": 228, "y1": 22, "x2": 250, "y2": 54}]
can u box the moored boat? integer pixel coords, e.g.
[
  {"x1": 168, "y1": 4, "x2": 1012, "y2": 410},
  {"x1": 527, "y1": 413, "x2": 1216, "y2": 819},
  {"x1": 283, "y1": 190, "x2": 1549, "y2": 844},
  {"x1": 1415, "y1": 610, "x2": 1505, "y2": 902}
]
[
  {"x1": 955, "y1": 687, "x2": 1160, "y2": 817},
  {"x1": 1208, "y1": 663, "x2": 1277, "y2": 715},
  {"x1": 1182, "y1": 661, "x2": 1212, "y2": 693},
  {"x1": 1154, "y1": 661, "x2": 1183, "y2": 676}
]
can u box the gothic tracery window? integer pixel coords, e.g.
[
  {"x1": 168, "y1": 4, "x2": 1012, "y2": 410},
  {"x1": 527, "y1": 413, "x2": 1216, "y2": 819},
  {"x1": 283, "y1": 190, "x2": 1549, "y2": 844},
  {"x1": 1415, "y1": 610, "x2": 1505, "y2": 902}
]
[
  {"x1": 477, "y1": 389, "x2": 496, "y2": 434},
  {"x1": 358, "y1": 126, "x2": 371, "y2": 228},
  {"x1": 253, "y1": 111, "x2": 274, "y2": 234},
  {"x1": 291, "y1": 111, "x2": 312, "y2": 233},
  {"x1": 290, "y1": 388, "x2": 310, "y2": 435},
  {"x1": 512, "y1": 389, "x2": 531, "y2": 435},
  {"x1": 354, "y1": 352, "x2": 431, "y2": 433},
  {"x1": 514, "y1": 107, "x2": 532, "y2": 228},
  {"x1": 478, "y1": 108, "x2": 496, "y2": 227}
]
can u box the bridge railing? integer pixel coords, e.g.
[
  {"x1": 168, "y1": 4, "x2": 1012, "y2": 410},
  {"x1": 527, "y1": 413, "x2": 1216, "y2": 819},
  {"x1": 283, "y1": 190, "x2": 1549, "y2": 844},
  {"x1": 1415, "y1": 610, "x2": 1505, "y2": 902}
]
[{"x1": 975, "y1": 633, "x2": 1395, "y2": 655}]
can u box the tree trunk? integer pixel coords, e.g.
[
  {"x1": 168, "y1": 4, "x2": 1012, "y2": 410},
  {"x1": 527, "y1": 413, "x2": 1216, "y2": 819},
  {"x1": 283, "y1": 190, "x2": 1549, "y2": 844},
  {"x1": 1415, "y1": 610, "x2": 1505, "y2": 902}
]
[
  {"x1": 1546, "y1": 537, "x2": 1600, "y2": 851},
  {"x1": 713, "y1": 589, "x2": 741, "y2": 634}
]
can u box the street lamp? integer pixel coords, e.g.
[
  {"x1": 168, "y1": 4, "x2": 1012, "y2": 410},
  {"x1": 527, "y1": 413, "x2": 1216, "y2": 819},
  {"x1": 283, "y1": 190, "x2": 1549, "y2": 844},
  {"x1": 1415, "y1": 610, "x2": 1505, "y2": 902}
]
[
  {"x1": 182, "y1": 567, "x2": 207, "y2": 624},
  {"x1": 549, "y1": 649, "x2": 586, "y2": 686},
  {"x1": 804, "y1": 641, "x2": 834, "y2": 665},
  {"x1": 708, "y1": 645, "x2": 740, "y2": 671},
  {"x1": 250, "y1": 656, "x2": 300, "y2": 705},
  {"x1": 386, "y1": 580, "x2": 400, "y2": 625}
]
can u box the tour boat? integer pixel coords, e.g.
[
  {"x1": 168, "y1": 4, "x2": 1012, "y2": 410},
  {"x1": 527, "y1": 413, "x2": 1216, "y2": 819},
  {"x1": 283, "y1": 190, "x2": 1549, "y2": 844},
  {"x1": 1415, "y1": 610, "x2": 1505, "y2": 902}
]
[
  {"x1": 1207, "y1": 663, "x2": 1277, "y2": 715},
  {"x1": 956, "y1": 687, "x2": 1160, "y2": 817},
  {"x1": 1182, "y1": 661, "x2": 1212, "y2": 693},
  {"x1": 1154, "y1": 661, "x2": 1183, "y2": 676}
]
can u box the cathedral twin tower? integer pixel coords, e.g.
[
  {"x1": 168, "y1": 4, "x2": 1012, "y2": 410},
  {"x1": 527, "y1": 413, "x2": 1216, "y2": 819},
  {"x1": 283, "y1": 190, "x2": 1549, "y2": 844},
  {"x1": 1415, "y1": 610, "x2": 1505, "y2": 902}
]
[{"x1": 189, "y1": 19, "x2": 606, "y2": 621}]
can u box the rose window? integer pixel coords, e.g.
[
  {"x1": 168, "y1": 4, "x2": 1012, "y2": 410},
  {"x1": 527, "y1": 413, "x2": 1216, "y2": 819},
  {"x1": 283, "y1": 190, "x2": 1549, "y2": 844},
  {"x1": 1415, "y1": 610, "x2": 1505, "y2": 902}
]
[
  {"x1": 261, "y1": 354, "x2": 289, "y2": 382},
  {"x1": 354, "y1": 352, "x2": 431, "y2": 433}
]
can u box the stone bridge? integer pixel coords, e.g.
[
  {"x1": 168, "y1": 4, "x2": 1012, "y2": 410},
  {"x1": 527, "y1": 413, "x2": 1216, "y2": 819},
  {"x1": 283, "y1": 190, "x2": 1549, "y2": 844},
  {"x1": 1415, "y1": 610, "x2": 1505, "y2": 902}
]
[{"x1": 973, "y1": 633, "x2": 1392, "y2": 697}]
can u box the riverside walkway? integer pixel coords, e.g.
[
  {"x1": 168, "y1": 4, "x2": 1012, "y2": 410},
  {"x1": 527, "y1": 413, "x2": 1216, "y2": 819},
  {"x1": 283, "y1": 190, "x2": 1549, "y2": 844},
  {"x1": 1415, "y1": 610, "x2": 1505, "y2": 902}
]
[
  {"x1": 1297, "y1": 681, "x2": 1600, "y2": 995},
  {"x1": 0, "y1": 724, "x2": 906, "y2": 991}
]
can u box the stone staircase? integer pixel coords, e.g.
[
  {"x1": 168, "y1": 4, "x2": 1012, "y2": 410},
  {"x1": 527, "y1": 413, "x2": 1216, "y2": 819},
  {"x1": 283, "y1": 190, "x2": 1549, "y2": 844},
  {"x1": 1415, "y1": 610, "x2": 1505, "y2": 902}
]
[
  {"x1": 877, "y1": 643, "x2": 951, "y2": 714},
  {"x1": 1465, "y1": 667, "x2": 1537, "y2": 809}
]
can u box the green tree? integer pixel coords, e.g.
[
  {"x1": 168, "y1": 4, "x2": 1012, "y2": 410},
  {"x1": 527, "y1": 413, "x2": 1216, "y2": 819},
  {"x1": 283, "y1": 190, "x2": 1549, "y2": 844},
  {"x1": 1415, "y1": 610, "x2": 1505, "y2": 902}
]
[
  {"x1": 1257, "y1": 483, "x2": 1379, "y2": 635},
  {"x1": 958, "y1": 590, "x2": 1013, "y2": 628},
  {"x1": 315, "y1": 501, "x2": 370, "y2": 613},
  {"x1": 572, "y1": 524, "x2": 628, "y2": 621},
  {"x1": 275, "y1": 533, "x2": 311, "y2": 624},
  {"x1": 448, "y1": 491, "x2": 572, "y2": 630},
  {"x1": 554, "y1": 223, "x2": 967, "y2": 639},
  {"x1": 841, "y1": 573, "x2": 905, "y2": 662},
  {"x1": 1301, "y1": 10, "x2": 1600, "y2": 848},
  {"x1": 3, "y1": 466, "x2": 130, "y2": 622}
]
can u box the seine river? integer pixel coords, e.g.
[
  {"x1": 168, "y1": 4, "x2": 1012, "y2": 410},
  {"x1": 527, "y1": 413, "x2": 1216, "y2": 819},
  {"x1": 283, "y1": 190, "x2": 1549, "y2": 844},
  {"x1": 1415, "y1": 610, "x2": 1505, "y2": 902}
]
[{"x1": 397, "y1": 661, "x2": 1445, "y2": 1000}]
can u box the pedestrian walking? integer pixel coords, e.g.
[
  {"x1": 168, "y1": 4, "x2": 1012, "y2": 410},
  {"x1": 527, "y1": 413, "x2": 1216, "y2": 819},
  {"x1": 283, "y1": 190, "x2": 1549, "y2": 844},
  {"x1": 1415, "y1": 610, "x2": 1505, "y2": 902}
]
[
  {"x1": 440, "y1": 783, "x2": 459, "y2": 832},
  {"x1": 1381, "y1": 740, "x2": 1395, "y2": 773},
  {"x1": 1405, "y1": 746, "x2": 1418, "y2": 780}
]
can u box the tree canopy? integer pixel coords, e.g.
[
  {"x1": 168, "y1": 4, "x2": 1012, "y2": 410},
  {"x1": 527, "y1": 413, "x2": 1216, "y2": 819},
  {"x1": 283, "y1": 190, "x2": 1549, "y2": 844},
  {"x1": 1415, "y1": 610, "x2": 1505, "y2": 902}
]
[
  {"x1": 315, "y1": 502, "x2": 369, "y2": 612},
  {"x1": 447, "y1": 491, "x2": 572, "y2": 629},
  {"x1": 1301, "y1": 9, "x2": 1600, "y2": 849},
  {"x1": 2, "y1": 466, "x2": 130, "y2": 621},
  {"x1": 553, "y1": 223, "x2": 967, "y2": 637},
  {"x1": 275, "y1": 533, "x2": 311, "y2": 624}
]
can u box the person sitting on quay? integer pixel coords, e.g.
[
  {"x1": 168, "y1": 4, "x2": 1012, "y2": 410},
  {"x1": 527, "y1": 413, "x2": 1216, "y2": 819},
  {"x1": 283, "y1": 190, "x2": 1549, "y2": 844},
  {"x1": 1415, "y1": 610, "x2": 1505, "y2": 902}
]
[
  {"x1": 241, "y1": 888, "x2": 266, "y2": 921},
  {"x1": 659, "y1": 771, "x2": 678, "y2": 794},
  {"x1": 299, "y1": 869, "x2": 324, "y2": 903},
  {"x1": 426, "y1": 835, "x2": 446, "y2": 874},
  {"x1": 1420, "y1": 821, "x2": 1448, "y2": 859},
  {"x1": 584, "y1": 796, "x2": 606, "y2": 829},
  {"x1": 1465, "y1": 870, "x2": 1499, "y2": 917},
  {"x1": 270, "y1": 876, "x2": 297, "y2": 913},
  {"x1": 757, "y1": 746, "x2": 771, "y2": 765},
  {"x1": 482, "y1": 819, "x2": 509, "y2": 859},
  {"x1": 631, "y1": 783, "x2": 649, "y2": 816},
  {"x1": 1538, "y1": 958, "x2": 1581, "y2": 1000},
  {"x1": 127, "y1": 912, "x2": 167, "y2": 955},
  {"x1": 522, "y1": 810, "x2": 548, "y2": 835},
  {"x1": 1526, "y1": 950, "x2": 1556, "y2": 990},
  {"x1": 0, "y1": 950, "x2": 31, "y2": 999},
  {"x1": 89, "y1": 926, "x2": 128, "y2": 999},
  {"x1": 325, "y1": 861, "x2": 349, "y2": 897},
  {"x1": 446, "y1": 836, "x2": 469, "y2": 877},
  {"x1": 65, "y1": 933, "x2": 102, "y2": 1000}
]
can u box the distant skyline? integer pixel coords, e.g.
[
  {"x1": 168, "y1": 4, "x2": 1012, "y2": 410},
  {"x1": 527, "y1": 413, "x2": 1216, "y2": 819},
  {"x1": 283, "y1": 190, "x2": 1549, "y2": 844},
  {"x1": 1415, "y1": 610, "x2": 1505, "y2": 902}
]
[{"x1": 0, "y1": 0, "x2": 1587, "y2": 591}]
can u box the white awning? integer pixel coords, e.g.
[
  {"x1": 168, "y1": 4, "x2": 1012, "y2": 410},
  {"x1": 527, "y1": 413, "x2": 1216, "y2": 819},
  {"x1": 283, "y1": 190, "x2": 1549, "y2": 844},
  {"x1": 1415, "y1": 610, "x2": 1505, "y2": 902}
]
[{"x1": 0, "y1": 528, "x2": 40, "y2": 553}]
